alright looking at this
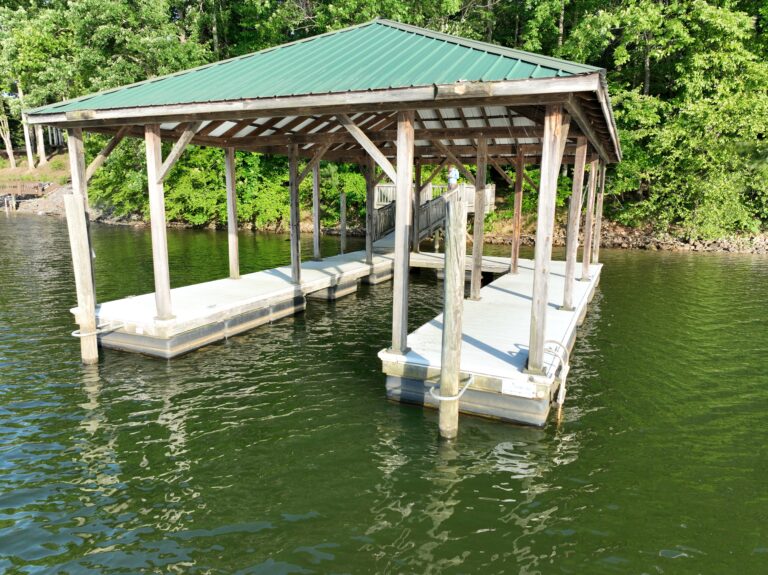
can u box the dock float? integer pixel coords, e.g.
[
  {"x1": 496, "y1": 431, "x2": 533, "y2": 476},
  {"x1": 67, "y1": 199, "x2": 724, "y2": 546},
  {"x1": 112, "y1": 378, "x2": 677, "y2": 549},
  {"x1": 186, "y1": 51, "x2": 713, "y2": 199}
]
[
  {"x1": 379, "y1": 258, "x2": 602, "y2": 427},
  {"x1": 93, "y1": 251, "x2": 394, "y2": 358}
]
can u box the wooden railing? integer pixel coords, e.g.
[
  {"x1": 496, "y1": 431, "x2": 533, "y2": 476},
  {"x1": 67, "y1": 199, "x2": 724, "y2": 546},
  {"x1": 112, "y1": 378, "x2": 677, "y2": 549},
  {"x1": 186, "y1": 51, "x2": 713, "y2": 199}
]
[
  {"x1": 417, "y1": 195, "x2": 447, "y2": 239},
  {"x1": 0, "y1": 182, "x2": 48, "y2": 197},
  {"x1": 375, "y1": 200, "x2": 397, "y2": 240},
  {"x1": 374, "y1": 182, "x2": 495, "y2": 214}
]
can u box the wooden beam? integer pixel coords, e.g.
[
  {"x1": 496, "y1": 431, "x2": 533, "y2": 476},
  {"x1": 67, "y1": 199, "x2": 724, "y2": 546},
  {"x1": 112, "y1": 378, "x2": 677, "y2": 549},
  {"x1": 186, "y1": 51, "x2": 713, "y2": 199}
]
[
  {"x1": 33, "y1": 87, "x2": 576, "y2": 130},
  {"x1": 390, "y1": 110, "x2": 414, "y2": 354},
  {"x1": 562, "y1": 136, "x2": 588, "y2": 310},
  {"x1": 419, "y1": 158, "x2": 449, "y2": 192},
  {"x1": 157, "y1": 121, "x2": 203, "y2": 183},
  {"x1": 237, "y1": 125, "x2": 546, "y2": 147},
  {"x1": 564, "y1": 94, "x2": 613, "y2": 164},
  {"x1": 288, "y1": 144, "x2": 301, "y2": 284},
  {"x1": 67, "y1": 128, "x2": 88, "y2": 208},
  {"x1": 337, "y1": 114, "x2": 397, "y2": 182},
  {"x1": 144, "y1": 124, "x2": 174, "y2": 320},
  {"x1": 297, "y1": 143, "x2": 331, "y2": 184},
  {"x1": 225, "y1": 147, "x2": 240, "y2": 279},
  {"x1": 489, "y1": 156, "x2": 514, "y2": 187},
  {"x1": 431, "y1": 140, "x2": 475, "y2": 185},
  {"x1": 469, "y1": 137, "x2": 487, "y2": 300},
  {"x1": 85, "y1": 126, "x2": 131, "y2": 183},
  {"x1": 527, "y1": 105, "x2": 570, "y2": 374},
  {"x1": 523, "y1": 172, "x2": 538, "y2": 189}
]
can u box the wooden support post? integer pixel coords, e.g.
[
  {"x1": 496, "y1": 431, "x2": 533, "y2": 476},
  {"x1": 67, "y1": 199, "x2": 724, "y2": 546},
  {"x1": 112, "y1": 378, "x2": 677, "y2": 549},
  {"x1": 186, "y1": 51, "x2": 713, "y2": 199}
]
[
  {"x1": 225, "y1": 147, "x2": 240, "y2": 279},
  {"x1": 340, "y1": 190, "x2": 347, "y2": 254},
  {"x1": 510, "y1": 151, "x2": 524, "y2": 273},
  {"x1": 470, "y1": 137, "x2": 487, "y2": 300},
  {"x1": 144, "y1": 125, "x2": 174, "y2": 320},
  {"x1": 527, "y1": 106, "x2": 570, "y2": 374},
  {"x1": 365, "y1": 156, "x2": 375, "y2": 265},
  {"x1": 67, "y1": 128, "x2": 87, "y2": 209},
  {"x1": 438, "y1": 192, "x2": 467, "y2": 440},
  {"x1": 412, "y1": 160, "x2": 421, "y2": 253},
  {"x1": 390, "y1": 110, "x2": 414, "y2": 354},
  {"x1": 581, "y1": 160, "x2": 599, "y2": 281},
  {"x1": 562, "y1": 137, "x2": 588, "y2": 310},
  {"x1": 64, "y1": 194, "x2": 98, "y2": 364},
  {"x1": 22, "y1": 117, "x2": 34, "y2": 170},
  {"x1": 35, "y1": 124, "x2": 47, "y2": 166},
  {"x1": 593, "y1": 162, "x2": 606, "y2": 263},
  {"x1": 64, "y1": 126, "x2": 97, "y2": 363},
  {"x1": 312, "y1": 163, "x2": 322, "y2": 260},
  {"x1": 288, "y1": 143, "x2": 301, "y2": 284}
]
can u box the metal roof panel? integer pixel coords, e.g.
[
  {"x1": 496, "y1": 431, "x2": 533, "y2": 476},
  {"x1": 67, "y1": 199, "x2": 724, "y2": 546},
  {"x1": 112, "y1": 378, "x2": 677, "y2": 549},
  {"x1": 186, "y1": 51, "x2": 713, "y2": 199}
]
[{"x1": 29, "y1": 20, "x2": 602, "y2": 116}]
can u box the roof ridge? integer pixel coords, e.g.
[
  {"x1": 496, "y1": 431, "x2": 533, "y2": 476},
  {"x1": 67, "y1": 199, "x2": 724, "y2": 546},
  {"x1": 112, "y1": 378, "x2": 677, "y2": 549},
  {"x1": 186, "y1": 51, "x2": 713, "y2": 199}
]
[{"x1": 373, "y1": 19, "x2": 601, "y2": 74}]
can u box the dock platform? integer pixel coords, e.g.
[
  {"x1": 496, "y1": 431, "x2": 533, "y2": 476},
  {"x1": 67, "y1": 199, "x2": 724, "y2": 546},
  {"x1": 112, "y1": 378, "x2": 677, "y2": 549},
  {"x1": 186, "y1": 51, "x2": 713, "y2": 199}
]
[
  {"x1": 93, "y1": 251, "x2": 394, "y2": 358},
  {"x1": 378, "y1": 258, "x2": 602, "y2": 427}
]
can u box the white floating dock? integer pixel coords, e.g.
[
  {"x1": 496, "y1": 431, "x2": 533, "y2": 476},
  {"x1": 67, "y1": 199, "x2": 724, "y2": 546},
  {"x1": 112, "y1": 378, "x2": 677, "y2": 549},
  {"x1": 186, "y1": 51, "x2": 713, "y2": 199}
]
[
  {"x1": 93, "y1": 251, "x2": 394, "y2": 358},
  {"x1": 379, "y1": 258, "x2": 602, "y2": 427}
]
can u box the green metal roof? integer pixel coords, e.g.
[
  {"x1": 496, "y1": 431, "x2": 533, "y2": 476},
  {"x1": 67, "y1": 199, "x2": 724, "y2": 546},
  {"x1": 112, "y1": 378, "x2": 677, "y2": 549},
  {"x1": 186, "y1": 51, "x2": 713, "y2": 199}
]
[{"x1": 29, "y1": 19, "x2": 602, "y2": 116}]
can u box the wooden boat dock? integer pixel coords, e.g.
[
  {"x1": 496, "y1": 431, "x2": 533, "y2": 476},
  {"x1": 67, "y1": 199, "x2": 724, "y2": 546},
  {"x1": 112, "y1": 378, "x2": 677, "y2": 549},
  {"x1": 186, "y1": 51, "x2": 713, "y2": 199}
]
[{"x1": 30, "y1": 19, "x2": 621, "y2": 434}]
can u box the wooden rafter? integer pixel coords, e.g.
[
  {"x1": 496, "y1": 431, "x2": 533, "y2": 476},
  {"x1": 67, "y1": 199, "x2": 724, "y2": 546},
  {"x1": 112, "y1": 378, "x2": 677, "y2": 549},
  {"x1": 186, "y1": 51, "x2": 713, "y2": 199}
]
[
  {"x1": 297, "y1": 143, "x2": 332, "y2": 184},
  {"x1": 157, "y1": 121, "x2": 203, "y2": 183},
  {"x1": 85, "y1": 125, "x2": 131, "y2": 183},
  {"x1": 337, "y1": 114, "x2": 397, "y2": 182}
]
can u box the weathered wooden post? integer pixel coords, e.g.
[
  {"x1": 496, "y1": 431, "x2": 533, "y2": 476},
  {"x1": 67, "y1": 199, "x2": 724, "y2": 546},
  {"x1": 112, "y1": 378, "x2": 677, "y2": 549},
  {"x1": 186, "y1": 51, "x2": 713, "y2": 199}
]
[
  {"x1": 438, "y1": 191, "x2": 467, "y2": 439},
  {"x1": 64, "y1": 127, "x2": 98, "y2": 364},
  {"x1": 144, "y1": 125, "x2": 174, "y2": 320},
  {"x1": 22, "y1": 115, "x2": 35, "y2": 170},
  {"x1": 562, "y1": 137, "x2": 588, "y2": 310},
  {"x1": 390, "y1": 110, "x2": 414, "y2": 354},
  {"x1": 581, "y1": 160, "x2": 599, "y2": 281},
  {"x1": 340, "y1": 190, "x2": 347, "y2": 254},
  {"x1": 225, "y1": 147, "x2": 240, "y2": 279},
  {"x1": 593, "y1": 162, "x2": 606, "y2": 263},
  {"x1": 288, "y1": 144, "x2": 301, "y2": 284},
  {"x1": 365, "y1": 157, "x2": 375, "y2": 265},
  {"x1": 510, "y1": 150, "x2": 524, "y2": 273},
  {"x1": 470, "y1": 137, "x2": 487, "y2": 300},
  {"x1": 35, "y1": 125, "x2": 47, "y2": 166},
  {"x1": 527, "y1": 106, "x2": 570, "y2": 374},
  {"x1": 312, "y1": 163, "x2": 322, "y2": 260},
  {"x1": 413, "y1": 159, "x2": 421, "y2": 253}
]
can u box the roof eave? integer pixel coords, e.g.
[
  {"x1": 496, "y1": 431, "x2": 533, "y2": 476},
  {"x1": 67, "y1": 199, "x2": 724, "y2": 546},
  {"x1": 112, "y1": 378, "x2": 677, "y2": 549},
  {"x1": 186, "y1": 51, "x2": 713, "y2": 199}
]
[{"x1": 26, "y1": 73, "x2": 602, "y2": 125}]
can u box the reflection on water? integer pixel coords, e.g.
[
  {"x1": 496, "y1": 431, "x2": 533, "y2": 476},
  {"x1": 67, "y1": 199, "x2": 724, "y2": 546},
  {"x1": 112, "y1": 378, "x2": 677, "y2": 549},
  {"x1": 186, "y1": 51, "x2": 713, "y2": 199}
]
[{"x1": 1, "y1": 214, "x2": 767, "y2": 573}]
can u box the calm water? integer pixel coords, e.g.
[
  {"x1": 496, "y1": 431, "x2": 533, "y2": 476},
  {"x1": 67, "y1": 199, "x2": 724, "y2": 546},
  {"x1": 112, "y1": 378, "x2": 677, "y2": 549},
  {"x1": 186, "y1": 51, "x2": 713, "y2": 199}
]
[{"x1": 0, "y1": 214, "x2": 766, "y2": 574}]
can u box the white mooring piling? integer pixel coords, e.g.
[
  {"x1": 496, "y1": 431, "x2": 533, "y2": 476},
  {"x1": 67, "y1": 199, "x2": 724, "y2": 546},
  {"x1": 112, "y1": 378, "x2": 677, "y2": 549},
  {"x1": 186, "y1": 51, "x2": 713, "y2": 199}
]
[{"x1": 438, "y1": 191, "x2": 467, "y2": 439}]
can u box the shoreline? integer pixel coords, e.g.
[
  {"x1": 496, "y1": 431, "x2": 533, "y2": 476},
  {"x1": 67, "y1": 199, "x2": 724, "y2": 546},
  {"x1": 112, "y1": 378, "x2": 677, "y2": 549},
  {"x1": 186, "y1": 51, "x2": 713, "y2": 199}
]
[{"x1": 11, "y1": 186, "x2": 768, "y2": 255}]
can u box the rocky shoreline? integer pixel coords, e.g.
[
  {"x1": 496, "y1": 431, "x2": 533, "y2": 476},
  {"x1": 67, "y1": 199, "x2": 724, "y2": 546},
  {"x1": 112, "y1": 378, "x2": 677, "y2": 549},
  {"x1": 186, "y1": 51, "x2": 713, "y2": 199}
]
[{"x1": 12, "y1": 185, "x2": 768, "y2": 255}]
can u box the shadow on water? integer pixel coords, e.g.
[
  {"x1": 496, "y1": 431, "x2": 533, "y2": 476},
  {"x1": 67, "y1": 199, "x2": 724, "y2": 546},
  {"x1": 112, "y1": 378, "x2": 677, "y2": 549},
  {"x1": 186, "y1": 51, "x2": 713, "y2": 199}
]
[{"x1": 0, "y1": 215, "x2": 767, "y2": 573}]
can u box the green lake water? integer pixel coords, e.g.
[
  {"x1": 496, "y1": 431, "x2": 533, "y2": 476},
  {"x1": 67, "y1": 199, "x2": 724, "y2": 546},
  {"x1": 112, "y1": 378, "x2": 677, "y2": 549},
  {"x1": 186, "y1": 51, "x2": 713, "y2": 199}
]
[{"x1": 0, "y1": 214, "x2": 766, "y2": 573}]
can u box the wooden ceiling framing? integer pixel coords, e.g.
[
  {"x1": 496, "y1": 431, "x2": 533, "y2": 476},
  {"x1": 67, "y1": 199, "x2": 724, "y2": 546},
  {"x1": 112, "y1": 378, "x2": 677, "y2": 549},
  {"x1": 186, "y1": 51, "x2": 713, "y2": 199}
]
[{"x1": 88, "y1": 99, "x2": 603, "y2": 169}]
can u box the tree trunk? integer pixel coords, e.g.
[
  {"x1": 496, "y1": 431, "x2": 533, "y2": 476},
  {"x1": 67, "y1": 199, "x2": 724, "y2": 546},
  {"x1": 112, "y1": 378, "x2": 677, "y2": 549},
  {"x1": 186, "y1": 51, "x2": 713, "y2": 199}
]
[
  {"x1": 643, "y1": 34, "x2": 651, "y2": 95},
  {"x1": 35, "y1": 124, "x2": 47, "y2": 166},
  {"x1": 558, "y1": 0, "x2": 565, "y2": 48},
  {"x1": 0, "y1": 113, "x2": 16, "y2": 169}
]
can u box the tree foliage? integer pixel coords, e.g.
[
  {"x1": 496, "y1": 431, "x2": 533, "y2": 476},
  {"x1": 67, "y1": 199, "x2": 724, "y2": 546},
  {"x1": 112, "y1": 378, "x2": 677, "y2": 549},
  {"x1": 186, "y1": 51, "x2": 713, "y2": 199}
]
[{"x1": 1, "y1": 0, "x2": 766, "y2": 239}]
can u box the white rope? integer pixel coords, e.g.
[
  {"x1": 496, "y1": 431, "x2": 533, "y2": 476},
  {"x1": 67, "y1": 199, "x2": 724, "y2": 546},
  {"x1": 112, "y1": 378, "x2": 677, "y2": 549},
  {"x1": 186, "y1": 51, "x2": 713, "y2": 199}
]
[
  {"x1": 72, "y1": 321, "x2": 125, "y2": 338},
  {"x1": 428, "y1": 375, "x2": 475, "y2": 402}
]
